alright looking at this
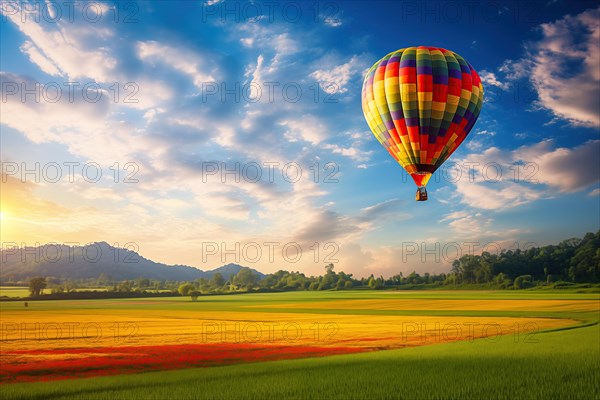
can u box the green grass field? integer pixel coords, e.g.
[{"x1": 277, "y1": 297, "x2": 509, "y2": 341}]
[
  {"x1": 0, "y1": 286, "x2": 31, "y2": 298},
  {"x1": 0, "y1": 286, "x2": 115, "y2": 298},
  {"x1": 1, "y1": 290, "x2": 599, "y2": 399}
]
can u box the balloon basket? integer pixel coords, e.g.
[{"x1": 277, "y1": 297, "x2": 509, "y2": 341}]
[{"x1": 416, "y1": 186, "x2": 428, "y2": 201}]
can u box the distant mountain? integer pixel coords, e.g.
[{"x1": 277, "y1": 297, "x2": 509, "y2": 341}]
[
  {"x1": 210, "y1": 263, "x2": 265, "y2": 280},
  {"x1": 0, "y1": 242, "x2": 264, "y2": 283}
]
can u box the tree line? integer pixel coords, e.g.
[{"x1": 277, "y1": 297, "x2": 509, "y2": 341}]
[
  {"x1": 20, "y1": 231, "x2": 600, "y2": 299},
  {"x1": 448, "y1": 230, "x2": 599, "y2": 287}
]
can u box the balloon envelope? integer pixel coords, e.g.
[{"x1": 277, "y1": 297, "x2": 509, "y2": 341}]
[{"x1": 361, "y1": 46, "x2": 484, "y2": 188}]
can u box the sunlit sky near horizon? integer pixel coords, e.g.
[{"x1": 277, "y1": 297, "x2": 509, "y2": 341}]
[{"x1": 1, "y1": 0, "x2": 599, "y2": 278}]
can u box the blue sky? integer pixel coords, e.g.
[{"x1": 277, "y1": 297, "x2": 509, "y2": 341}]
[{"x1": 1, "y1": 0, "x2": 599, "y2": 277}]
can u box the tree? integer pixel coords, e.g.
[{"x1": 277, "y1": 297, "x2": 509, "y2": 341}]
[
  {"x1": 367, "y1": 276, "x2": 377, "y2": 289},
  {"x1": 198, "y1": 278, "x2": 211, "y2": 292},
  {"x1": 29, "y1": 277, "x2": 47, "y2": 297},
  {"x1": 51, "y1": 286, "x2": 65, "y2": 294},
  {"x1": 97, "y1": 273, "x2": 112, "y2": 286},
  {"x1": 178, "y1": 283, "x2": 195, "y2": 296},
  {"x1": 210, "y1": 273, "x2": 226, "y2": 288},
  {"x1": 117, "y1": 281, "x2": 133, "y2": 292},
  {"x1": 190, "y1": 291, "x2": 201, "y2": 301},
  {"x1": 494, "y1": 272, "x2": 512, "y2": 288},
  {"x1": 406, "y1": 271, "x2": 420, "y2": 284},
  {"x1": 136, "y1": 277, "x2": 150, "y2": 289},
  {"x1": 317, "y1": 280, "x2": 330, "y2": 290},
  {"x1": 64, "y1": 280, "x2": 77, "y2": 293},
  {"x1": 568, "y1": 232, "x2": 600, "y2": 282},
  {"x1": 513, "y1": 275, "x2": 532, "y2": 290},
  {"x1": 233, "y1": 267, "x2": 258, "y2": 289},
  {"x1": 325, "y1": 263, "x2": 335, "y2": 274}
]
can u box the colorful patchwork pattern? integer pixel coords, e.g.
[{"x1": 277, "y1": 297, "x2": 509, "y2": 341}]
[{"x1": 362, "y1": 46, "x2": 484, "y2": 187}]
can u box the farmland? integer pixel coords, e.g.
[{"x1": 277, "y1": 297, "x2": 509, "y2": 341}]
[
  {"x1": 0, "y1": 287, "x2": 33, "y2": 298},
  {"x1": 1, "y1": 290, "x2": 599, "y2": 399},
  {"x1": 0, "y1": 287, "x2": 112, "y2": 298}
]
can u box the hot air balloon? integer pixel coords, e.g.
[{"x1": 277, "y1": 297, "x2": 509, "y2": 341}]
[{"x1": 361, "y1": 46, "x2": 484, "y2": 201}]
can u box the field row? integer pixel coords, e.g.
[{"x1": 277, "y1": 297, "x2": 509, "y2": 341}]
[{"x1": 1, "y1": 291, "x2": 598, "y2": 385}]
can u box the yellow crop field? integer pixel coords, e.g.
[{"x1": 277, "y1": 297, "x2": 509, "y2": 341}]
[
  {"x1": 261, "y1": 298, "x2": 600, "y2": 312},
  {"x1": 1, "y1": 296, "x2": 584, "y2": 356},
  {"x1": 0, "y1": 291, "x2": 597, "y2": 389}
]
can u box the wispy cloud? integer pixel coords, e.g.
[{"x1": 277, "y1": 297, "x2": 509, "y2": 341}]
[
  {"x1": 2, "y1": 1, "x2": 119, "y2": 81},
  {"x1": 311, "y1": 54, "x2": 369, "y2": 94},
  {"x1": 479, "y1": 70, "x2": 510, "y2": 90},
  {"x1": 453, "y1": 139, "x2": 600, "y2": 210},
  {"x1": 496, "y1": 6, "x2": 600, "y2": 127},
  {"x1": 2, "y1": 0, "x2": 598, "y2": 277}
]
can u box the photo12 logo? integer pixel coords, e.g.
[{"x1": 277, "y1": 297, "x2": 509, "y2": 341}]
[
  {"x1": 1, "y1": 242, "x2": 140, "y2": 264},
  {"x1": 1, "y1": 161, "x2": 140, "y2": 184},
  {"x1": 400, "y1": 241, "x2": 539, "y2": 264},
  {"x1": 200, "y1": 161, "x2": 339, "y2": 184},
  {"x1": 200, "y1": 1, "x2": 342, "y2": 25},
  {"x1": 1, "y1": 81, "x2": 139, "y2": 104},
  {"x1": 198, "y1": 321, "x2": 339, "y2": 344},
  {"x1": 201, "y1": 241, "x2": 339, "y2": 264},
  {"x1": 399, "y1": 321, "x2": 539, "y2": 344},
  {"x1": 199, "y1": 81, "x2": 339, "y2": 104},
  {"x1": 1, "y1": 1, "x2": 140, "y2": 24},
  {"x1": 1, "y1": 322, "x2": 139, "y2": 343},
  {"x1": 399, "y1": 161, "x2": 539, "y2": 185},
  {"x1": 394, "y1": 1, "x2": 540, "y2": 24}
]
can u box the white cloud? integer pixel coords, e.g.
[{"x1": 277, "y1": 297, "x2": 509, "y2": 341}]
[
  {"x1": 245, "y1": 54, "x2": 265, "y2": 99},
  {"x1": 359, "y1": 199, "x2": 404, "y2": 220},
  {"x1": 440, "y1": 212, "x2": 528, "y2": 251},
  {"x1": 2, "y1": 1, "x2": 118, "y2": 82},
  {"x1": 0, "y1": 72, "x2": 153, "y2": 164},
  {"x1": 2, "y1": 3, "x2": 497, "y2": 278},
  {"x1": 136, "y1": 41, "x2": 217, "y2": 89},
  {"x1": 466, "y1": 140, "x2": 483, "y2": 151},
  {"x1": 280, "y1": 116, "x2": 327, "y2": 145},
  {"x1": 324, "y1": 17, "x2": 342, "y2": 27},
  {"x1": 240, "y1": 37, "x2": 254, "y2": 47},
  {"x1": 440, "y1": 211, "x2": 470, "y2": 222},
  {"x1": 515, "y1": 139, "x2": 600, "y2": 192},
  {"x1": 446, "y1": 213, "x2": 491, "y2": 235},
  {"x1": 467, "y1": 129, "x2": 496, "y2": 151},
  {"x1": 19, "y1": 41, "x2": 61, "y2": 76},
  {"x1": 588, "y1": 188, "x2": 600, "y2": 197},
  {"x1": 322, "y1": 143, "x2": 372, "y2": 162},
  {"x1": 452, "y1": 139, "x2": 600, "y2": 210},
  {"x1": 454, "y1": 180, "x2": 543, "y2": 210},
  {"x1": 43, "y1": 0, "x2": 57, "y2": 19},
  {"x1": 131, "y1": 80, "x2": 175, "y2": 110},
  {"x1": 194, "y1": 190, "x2": 251, "y2": 220},
  {"x1": 498, "y1": 58, "x2": 532, "y2": 81},
  {"x1": 311, "y1": 55, "x2": 368, "y2": 94},
  {"x1": 479, "y1": 70, "x2": 510, "y2": 90},
  {"x1": 498, "y1": 7, "x2": 600, "y2": 127},
  {"x1": 236, "y1": 24, "x2": 299, "y2": 71}
]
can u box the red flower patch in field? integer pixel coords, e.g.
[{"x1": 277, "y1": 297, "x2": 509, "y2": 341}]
[{"x1": 1, "y1": 344, "x2": 364, "y2": 384}]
